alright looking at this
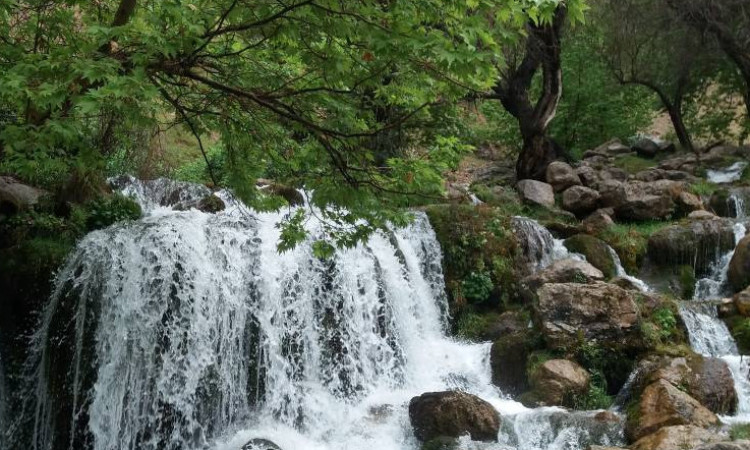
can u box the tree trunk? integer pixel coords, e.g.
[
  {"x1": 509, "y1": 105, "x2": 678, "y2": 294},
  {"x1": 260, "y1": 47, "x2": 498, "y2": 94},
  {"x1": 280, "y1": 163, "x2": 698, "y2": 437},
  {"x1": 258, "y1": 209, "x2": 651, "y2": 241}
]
[
  {"x1": 517, "y1": 134, "x2": 558, "y2": 181},
  {"x1": 665, "y1": 105, "x2": 694, "y2": 154},
  {"x1": 491, "y1": 6, "x2": 567, "y2": 181}
]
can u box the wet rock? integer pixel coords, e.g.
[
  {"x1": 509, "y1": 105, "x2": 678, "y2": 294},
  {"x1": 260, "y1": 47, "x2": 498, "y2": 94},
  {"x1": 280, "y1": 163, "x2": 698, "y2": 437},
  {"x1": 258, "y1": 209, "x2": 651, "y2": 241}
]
[
  {"x1": 626, "y1": 379, "x2": 719, "y2": 441},
  {"x1": 633, "y1": 138, "x2": 661, "y2": 158},
  {"x1": 562, "y1": 186, "x2": 601, "y2": 216},
  {"x1": 729, "y1": 235, "x2": 750, "y2": 293},
  {"x1": 490, "y1": 332, "x2": 532, "y2": 396},
  {"x1": 648, "y1": 218, "x2": 736, "y2": 275},
  {"x1": 521, "y1": 258, "x2": 604, "y2": 301},
  {"x1": 517, "y1": 179, "x2": 555, "y2": 208},
  {"x1": 611, "y1": 277, "x2": 642, "y2": 291},
  {"x1": 709, "y1": 187, "x2": 750, "y2": 218},
  {"x1": 0, "y1": 176, "x2": 46, "y2": 215},
  {"x1": 525, "y1": 359, "x2": 590, "y2": 407},
  {"x1": 408, "y1": 391, "x2": 501, "y2": 443},
  {"x1": 264, "y1": 183, "x2": 304, "y2": 206},
  {"x1": 546, "y1": 161, "x2": 582, "y2": 192},
  {"x1": 630, "y1": 425, "x2": 721, "y2": 450},
  {"x1": 241, "y1": 439, "x2": 282, "y2": 450},
  {"x1": 197, "y1": 195, "x2": 225, "y2": 213},
  {"x1": 563, "y1": 234, "x2": 617, "y2": 279},
  {"x1": 636, "y1": 355, "x2": 737, "y2": 415},
  {"x1": 534, "y1": 282, "x2": 639, "y2": 350}
]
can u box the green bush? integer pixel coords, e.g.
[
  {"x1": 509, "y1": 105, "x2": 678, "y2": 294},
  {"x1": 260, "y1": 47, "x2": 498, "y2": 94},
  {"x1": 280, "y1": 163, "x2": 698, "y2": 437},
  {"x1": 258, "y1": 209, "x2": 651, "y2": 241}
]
[
  {"x1": 461, "y1": 271, "x2": 493, "y2": 304},
  {"x1": 85, "y1": 194, "x2": 142, "y2": 231}
]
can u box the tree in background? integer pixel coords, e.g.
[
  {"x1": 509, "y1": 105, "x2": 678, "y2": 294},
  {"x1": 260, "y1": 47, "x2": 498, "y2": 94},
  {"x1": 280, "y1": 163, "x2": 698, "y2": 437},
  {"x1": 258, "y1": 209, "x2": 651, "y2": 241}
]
[
  {"x1": 668, "y1": 0, "x2": 750, "y2": 120},
  {"x1": 596, "y1": 0, "x2": 719, "y2": 154}
]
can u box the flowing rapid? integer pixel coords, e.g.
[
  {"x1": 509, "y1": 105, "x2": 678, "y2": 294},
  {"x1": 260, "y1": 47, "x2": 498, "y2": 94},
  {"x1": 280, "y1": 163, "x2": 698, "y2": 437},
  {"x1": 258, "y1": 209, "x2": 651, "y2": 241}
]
[{"x1": 13, "y1": 178, "x2": 624, "y2": 450}]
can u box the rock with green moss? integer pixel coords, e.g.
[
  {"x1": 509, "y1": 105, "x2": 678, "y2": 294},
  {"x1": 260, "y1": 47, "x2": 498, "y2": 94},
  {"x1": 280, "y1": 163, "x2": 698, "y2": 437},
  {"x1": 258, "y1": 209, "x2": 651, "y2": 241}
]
[
  {"x1": 522, "y1": 359, "x2": 590, "y2": 408},
  {"x1": 490, "y1": 331, "x2": 534, "y2": 396},
  {"x1": 197, "y1": 194, "x2": 225, "y2": 213},
  {"x1": 564, "y1": 234, "x2": 617, "y2": 279},
  {"x1": 408, "y1": 391, "x2": 501, "y2": 443}
]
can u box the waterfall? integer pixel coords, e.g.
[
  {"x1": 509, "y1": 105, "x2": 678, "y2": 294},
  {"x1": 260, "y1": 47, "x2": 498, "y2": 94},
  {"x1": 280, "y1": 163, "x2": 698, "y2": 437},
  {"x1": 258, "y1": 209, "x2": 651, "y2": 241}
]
[
  {"x1": 694, "y1": 223, "x2": 747, "y2": 300},
  {"x1": 707, "y1": 162, "x2": 749, "y2": 184},
  {"x1": 608, "y1": 247, "x2": 650, "y2": 292},
  {"x1": 14, "y1": 179, "x2": 627, "y2": 450},
  {"x1": 678, "y1": 302, "x2": 739, "y2": 357},
  {"x1": 510, "y1": 217, "x2": 576, "y2": 270},
  {"x1": 729, "y1": 191, "x2": 748, "y2": 220}
]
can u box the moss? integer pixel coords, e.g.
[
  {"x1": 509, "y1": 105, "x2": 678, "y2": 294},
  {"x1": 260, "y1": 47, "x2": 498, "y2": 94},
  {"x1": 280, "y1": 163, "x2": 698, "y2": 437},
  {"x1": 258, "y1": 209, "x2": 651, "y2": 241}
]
[
  {"x1": 725, "y1": 315, "x2": 750, "y2": 354},
  {"x1": 85, "y1": 193, "x2": 142, "y2": 231},
  {"x1": 570, "y1": 379, "x2": 613, "y2": 410},
  {"x1": 677, "y1": 265, "x2": 696, "y2": 299},
  {"x1": 613, "y1": 154, "x2": 656, "y2": 174},
  {"x1": 689, "y1": 181, "x2": 718, "y2": 197},
  {"x1": 599, "y1": 221, "x2": 672, "y2": 274},
  {"x1": 425, "y1": 204, "x2": 522, "y2": 311},
  {"x1": 455, "y1": 311, "x2": 496, "y2": 341},
  {"x1": 563, "y1": 234, "x2": 617, "y2": 278},
  {"x1": 730, "y1": 423, "x2": 750, "y2": 441}
]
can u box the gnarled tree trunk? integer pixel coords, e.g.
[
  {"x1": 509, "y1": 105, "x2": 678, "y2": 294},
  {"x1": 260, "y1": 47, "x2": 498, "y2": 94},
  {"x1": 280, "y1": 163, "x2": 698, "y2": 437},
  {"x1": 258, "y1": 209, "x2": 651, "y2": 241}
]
[{"x1": 491, "y1": 7, "x2": 566, "y2": 181}]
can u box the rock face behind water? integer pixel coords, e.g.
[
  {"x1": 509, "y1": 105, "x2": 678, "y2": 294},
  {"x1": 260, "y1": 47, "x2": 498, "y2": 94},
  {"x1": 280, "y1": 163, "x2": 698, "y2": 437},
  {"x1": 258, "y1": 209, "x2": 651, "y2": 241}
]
[
  {"x1": 648, "y1": 218, "x2": 736, "y2": 275},
  {"x1": 546, "y1": 161, "x2": 582, "y2": 192},
  {"x1": 524, "y1": 359, "x2": 590, "y2": 407},
  {"x1": 534, "y1": 282, "x2": 639, "y2": 350},
  {"x1": 729, "y1": 234, "x2": 750, "y2": 293},
  {"x1": 408, "y1": 391, "x2": 500, "y2": 443},
  {"x1": 626, "y1": 379, "x2": 719, "y2": 441},
  {"x1": 516, "y1": 179, "x2": 555, "y2": 208}
]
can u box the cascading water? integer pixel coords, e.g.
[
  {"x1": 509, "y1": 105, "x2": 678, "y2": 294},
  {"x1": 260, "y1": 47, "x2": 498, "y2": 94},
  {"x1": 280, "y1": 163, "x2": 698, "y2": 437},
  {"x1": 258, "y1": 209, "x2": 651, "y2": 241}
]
[
  {"x1": 707, "y1": 162, "x2": 749, "y2": 184},
  {"x1": 14, "y1": 179, "x2": 626, "y2": 450},
  {"x1": 694, "y1": 223, "x2": 747, "y2": 301},
  {"x1": 607, "y1": 247, "x2": 650, "y2": 292},
  {"x1": 510, "y1": 217, "x2": 575, "y2": 270}
]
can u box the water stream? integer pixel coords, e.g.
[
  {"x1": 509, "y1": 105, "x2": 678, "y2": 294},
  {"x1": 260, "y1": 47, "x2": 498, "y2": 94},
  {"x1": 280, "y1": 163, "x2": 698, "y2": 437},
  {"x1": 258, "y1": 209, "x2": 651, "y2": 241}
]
[
  {"x1": 707, "y1": 162, "x2": 749, "y2": 184},
  {"x1": 10, "y1": 178, "x2": 625, "y2": 450}
]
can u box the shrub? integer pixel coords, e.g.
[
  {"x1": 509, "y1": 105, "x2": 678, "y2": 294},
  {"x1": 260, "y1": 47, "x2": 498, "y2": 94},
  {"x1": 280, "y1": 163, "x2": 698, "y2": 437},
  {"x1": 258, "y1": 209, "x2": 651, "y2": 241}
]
[
  {"x1": 85, "y1": 194, "x2": 142, "y2": 231},
  {"x1": 461, "y1": 271, "x2": 493, "y2": 304}
]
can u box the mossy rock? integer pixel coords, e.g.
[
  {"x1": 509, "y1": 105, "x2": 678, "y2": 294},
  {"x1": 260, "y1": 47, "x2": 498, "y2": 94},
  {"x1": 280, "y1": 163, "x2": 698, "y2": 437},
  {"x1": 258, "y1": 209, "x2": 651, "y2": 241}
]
[
  {"x1": 490, "y1": 330, "x2": 538, "y2": 396},
  {"x1": 563, "y1": 234, "x2": 617, "y2": 278},
  {"x1": 676, "y1": 265, "x2": 696, "y2": 299}
]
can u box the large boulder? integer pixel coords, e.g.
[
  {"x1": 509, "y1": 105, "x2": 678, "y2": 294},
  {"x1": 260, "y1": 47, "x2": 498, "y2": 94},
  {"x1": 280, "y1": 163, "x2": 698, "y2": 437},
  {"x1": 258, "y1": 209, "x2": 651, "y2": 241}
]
[
  {"x1": 546, "y1": 161, "x2": 582, "y2": 193},
  {"x1": 648, "y1": 218, "x2": 737, "y2": 275},
  {"x1": 597, "y1": 180, "x2": 628, "y2": 208},
  {"x1": 480, "y1": 310, "x2": 529, "y2": 341},
  {"x1": 517, "y1": 180, "x2": 555, "y2": 208},
  {"x1": 630, "y1": 425, "x2": 721, "y2": 450},
  {"x1": 563, "y1": 234, "x2": 617, "y2": 279},
  {"x1": 534, "y1": 282, "x2": 639, "y2": 350},
  {"x1": 626, "y1": 379, "x2": 719, "y2": 441},
  {"x1": 675, "y1": 191, "x2": 704, "y2": 217},
  {"x1": 592, "y1": 139, "x2": 633, "y2": 158},
  {"x1": 630, "y1": 355, "x2": 737, "y2": 415},
  {"x1": 562, "y1": 186, "x2": 601, "y2": 216},
  {"x1": 521, "y1": 258, "x2": 605, "y2": 301},
  {"x1": 729, "y1": 235, "x2": 750, "y2": 293},
  {"x1": 633, "y1": 138, "x2": 661, "y2": 159},
  {"x1": 408, "y1": 391, "x2": 501, "y2": 443},
  {"x1": 524, "y1": 359, "x2": 590, "y2": 407},
  {"x1": 0, "y1": 176, "x2": 46, "y2": 215},
  {"x1": 615, "y1": 195, "x2": 674, "y2": 222},
  {"x1": 582, "y1": 209, "x2": 615, "y2": 234}
]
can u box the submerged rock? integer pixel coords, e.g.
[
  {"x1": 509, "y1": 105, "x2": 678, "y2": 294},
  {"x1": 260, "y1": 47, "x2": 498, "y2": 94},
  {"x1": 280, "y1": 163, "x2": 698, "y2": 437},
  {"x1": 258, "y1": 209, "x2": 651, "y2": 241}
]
[
  {"x1": 408, "y1": 391, "x2": 501, "y2": 443},
  {"x1": 563, "y1": 234, "x2": 617, "y2": 278},
  {"x1": 241, "y1": 439, "x2": 283, "y2": 450},
  {"x1": 516, "y1": 179, "x2": 555, "y2": 208},
  {"x1": 524, "y1": 359, "x2": 590, "y2": 408},
  {"x1": 626, "y1": 379, "x2": 719, "y2": 441},
  {"x1": 729, "y1": 234, "x2": 750, "y2": 293}
]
